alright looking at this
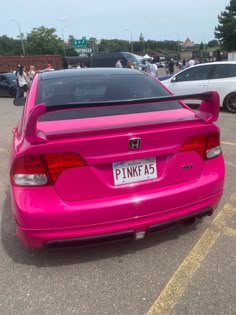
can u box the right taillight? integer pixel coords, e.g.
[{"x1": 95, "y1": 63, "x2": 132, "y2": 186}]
[
  {"x1": 180, "y1": 132, "x2": 222, "y2": 160},
  {"x1": 11, "y1": 153, "x2": 85, "y2": 186}
]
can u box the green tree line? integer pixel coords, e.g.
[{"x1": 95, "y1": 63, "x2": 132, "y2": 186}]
[{"x1": 0, "y1": 28, "x2": 218, "y2": 57}]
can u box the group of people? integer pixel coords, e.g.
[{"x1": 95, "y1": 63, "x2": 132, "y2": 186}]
[
  {"x1": 15, "y1": 63, "x2": 54, "y2": 98},
  {"x1": 115, "y1": 58, "x2": 137, "y2": 69},
  {"x1": 164, "y1": 58, "x2": 195, "y2": 75},
  {"x1": 115, "y1": 58, "x2": 158, "y2": 78},
  {"x1": 178, "y1": 58, "x2": 195, "y2": 70}
]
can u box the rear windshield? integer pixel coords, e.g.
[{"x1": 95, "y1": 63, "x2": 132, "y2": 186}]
[{"x1": 36, "y1": 73, "x2": 182, "y2": 121}]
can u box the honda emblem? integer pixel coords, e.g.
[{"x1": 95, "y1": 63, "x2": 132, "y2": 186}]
[{"x1": 129, "y1": 137, "x2": 142, "y2": 149}]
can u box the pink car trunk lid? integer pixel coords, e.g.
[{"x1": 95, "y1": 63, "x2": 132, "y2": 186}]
[{"x1": 19, "y1": 92, "x2": 220, "y2": 201}]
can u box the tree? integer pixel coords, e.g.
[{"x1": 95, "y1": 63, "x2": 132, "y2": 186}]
[
  {"x1": 215, "y1": 0, "x2": 236, "y2": 51},
  {"x1": 98, "y1": 39, "x2": 130, "y2": 52},
  {"x1": 199, "y1": 41, "x2": 204, "y2": 51},
  {"x1": 208, "y1": 39, "x2": 219, "y2": 48},
  {"x1": 26, "y1": 26, "x2": 64, "y2": 54},
  {"x1": 65, "y1": 35, "x2": 78, "y2": 56},
  {"x1": 0, "y1": 35, "x2": 21, "y2": 55},
  {"x1": 139, "y1": 33, "x2": 144, "y2": 41}
]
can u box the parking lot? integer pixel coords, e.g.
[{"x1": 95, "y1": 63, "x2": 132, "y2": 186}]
[{"x1": 0, "y1": 97, "x2": 235, "y2": 315}]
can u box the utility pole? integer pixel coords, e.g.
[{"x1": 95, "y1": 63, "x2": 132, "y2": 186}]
[
  {"x1": 10, "y1": 19, "x2": 25, "y2": 56},
  {"x1": 62, "y1": 26, "x2": 67, "y2": 58}
]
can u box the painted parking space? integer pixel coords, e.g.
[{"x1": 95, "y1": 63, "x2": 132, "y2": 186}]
[
  {"x1": 146, "y1": 139, "x2": 236, "y2": 315},
  {"x1": 146, "y1": 193, "x2": 236, "y2": 315}
]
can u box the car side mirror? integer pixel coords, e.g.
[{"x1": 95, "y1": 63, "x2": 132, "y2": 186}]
[
  {"x1": 171, "y1": 76, "x2": 177, "y2": 83},
  {"x1": 13, "y1": 97, "x2": 26, "y2": 106}
]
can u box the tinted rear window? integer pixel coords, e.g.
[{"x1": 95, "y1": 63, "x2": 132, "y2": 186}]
[{"x1": 36, "y1": 73, "x2": 182, "y2": 121}]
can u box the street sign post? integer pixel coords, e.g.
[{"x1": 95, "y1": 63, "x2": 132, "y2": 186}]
[{"x1": 73, "y1": 37, "x2": 87, "y2": 48}]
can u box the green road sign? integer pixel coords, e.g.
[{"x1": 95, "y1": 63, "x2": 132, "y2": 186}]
[{"x1": 73, "y1": 37, "x2": 87, "y2": 48}]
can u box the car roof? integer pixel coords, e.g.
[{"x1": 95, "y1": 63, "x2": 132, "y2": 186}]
[
  {"x1": 0, "y1": 72, "x2": 14, "y2": 75},
  {"x1": 39, "y1": 68, "x2": 142, "y2": 80},
  {"x1": 0, "y1": 72, "x2": 16, "y2": 78},
  {"x1": 190, "y1": 61, "x2": 236, "y2": 67}
]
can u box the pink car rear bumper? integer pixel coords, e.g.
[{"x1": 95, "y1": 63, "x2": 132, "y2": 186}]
[
  {"x1": 16, "y1": 196, "x2": 221, "y2": 249},
  {"x1": 11, "y1": 161, "x2": 224, "y2": 248}
]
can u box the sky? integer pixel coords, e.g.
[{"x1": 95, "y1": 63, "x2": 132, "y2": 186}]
[{"x1": 0, "y1": 0, "x2": 230, "y2": 44}]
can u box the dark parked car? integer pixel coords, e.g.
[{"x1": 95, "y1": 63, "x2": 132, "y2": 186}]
[
  {"x1": 0, "y1": 72, "x2": 17, "y2": 97},
  {"x1": 90, "y1": 51, "x2": 144, "y2": 70}
]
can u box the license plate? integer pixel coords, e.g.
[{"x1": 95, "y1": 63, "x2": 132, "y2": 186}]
[{"x1": 113, "y1": 157, "x2": 157, "y2": 185}]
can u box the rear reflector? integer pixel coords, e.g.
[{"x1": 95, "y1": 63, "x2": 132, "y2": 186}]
[
  {"x1": 11, "y1": 153, "x2": 85, "y2": 186},
  {"x1": 180, "y1": 132, "x2": 221, "y2": 159}
]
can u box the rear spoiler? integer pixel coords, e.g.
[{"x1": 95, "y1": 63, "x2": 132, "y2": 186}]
[{"x1": 24, "y1": 91, "x2": 220, "y2": 144}]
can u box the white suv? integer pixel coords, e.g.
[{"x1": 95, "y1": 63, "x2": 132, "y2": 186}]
[{"x1": 161, "y1": 61, "x2": 236, "y2": 113}]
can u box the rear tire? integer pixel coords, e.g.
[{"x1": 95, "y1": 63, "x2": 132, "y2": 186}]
[{"x1": 223, "y1": 92, "x2": 236, "y2": 113}]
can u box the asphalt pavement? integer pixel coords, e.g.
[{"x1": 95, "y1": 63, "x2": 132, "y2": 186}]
[{"x1": 0, "y1": 97, "x2": 235, "y2": 315}]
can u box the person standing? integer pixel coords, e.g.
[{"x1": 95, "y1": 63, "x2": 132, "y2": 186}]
[
  {"x1": 41, "y1": 63, "x2": 55, "y2": 72},
  {"x1": 15, "y1": 64, "x2": 21, "y2": 98},
  {"x1": 164, "y1": 61, "x2": 170, "y2": 75},
  {"x1": 28, "y1": 65, "x2": 36, "y2": 83},
  {"x1": 145, "y1": 59, "x2": 158, "y2": 78},
  {"x1": 115, "y1": 59, "x2": 123, "y2": 68},
  {"x1": 17, "y1": 65, "x2": 30, "y2": 98},
  {"x1": 150, "y1": 60, "x2": 158, "y2": 78},
  {"x1": 182, "y1": 59, "x2": 187, "y2": 70},
  {"x1": 168, "y1": 59, "x2": 174, "y2": 75},
  {"x1": 187, "y1": 58, "x2": 195, "y2": 67}
]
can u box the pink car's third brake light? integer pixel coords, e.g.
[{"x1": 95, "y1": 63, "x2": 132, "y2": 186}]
[{"x1": 11, "y1": 153, "x2": 86, "y2": 186}]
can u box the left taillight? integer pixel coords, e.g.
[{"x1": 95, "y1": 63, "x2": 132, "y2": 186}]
[
  {"x1": 180, "y1": 132, "x2": 222, "y2": 160},
  {"x1": 11, "y1": 153, "x2": 85, "y2": 186}
]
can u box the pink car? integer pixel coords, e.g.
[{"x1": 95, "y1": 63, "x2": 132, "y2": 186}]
[{"x1": 10, "y1": 68, "x2": 225, "y2": 248}]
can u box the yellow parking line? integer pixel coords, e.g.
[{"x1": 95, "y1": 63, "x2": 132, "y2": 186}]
[
  {"x1": 221, "y1": 141, "x2": 236, "y2": 146},
  {"x1": 146, "y1": 196, "x2": 236, "y2": 315},
  {"x1": 145, "y1": 228, "x2": 221, "y2": 315},
  {"x1": 212, "y1": 203, "x2": 236, "y2": 229},
  {"x1": 223, "y1": 227, "x2": 236, "y2": 238}
]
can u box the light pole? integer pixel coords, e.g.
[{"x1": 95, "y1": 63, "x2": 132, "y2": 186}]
[
  {"x1": 9, "y1": 19, "x2": 25, "y2": 56},
  {"x1": 130, "y1": 32, "x2": 133, "y2": 53},
  {"x1": 174, "y1": 33, "x2": 180, "y2": 59},
  {"x1": 177, "y1": 39, "x2": 180, "y2": 59},
  {"x1": 56, "y1": 18, "x2": 68, "y2": 58},
  {"x1": 61, "y1": 26, "x2": 67, "y2": 58},
  {"x1": 124, "y1": 29, "x2": 133, "y2": 53}
]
